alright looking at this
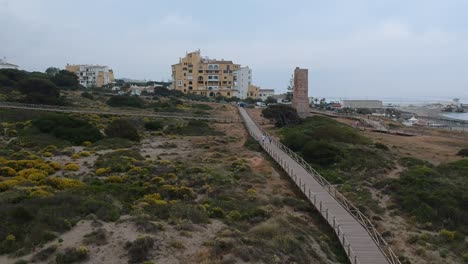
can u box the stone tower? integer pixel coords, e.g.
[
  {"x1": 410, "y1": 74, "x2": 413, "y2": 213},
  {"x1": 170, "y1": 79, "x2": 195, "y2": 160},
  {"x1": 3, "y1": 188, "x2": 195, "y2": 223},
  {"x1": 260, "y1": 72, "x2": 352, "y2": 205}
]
[{"x1": 292, "y1": 67, "x2": 309, "y2": 118}]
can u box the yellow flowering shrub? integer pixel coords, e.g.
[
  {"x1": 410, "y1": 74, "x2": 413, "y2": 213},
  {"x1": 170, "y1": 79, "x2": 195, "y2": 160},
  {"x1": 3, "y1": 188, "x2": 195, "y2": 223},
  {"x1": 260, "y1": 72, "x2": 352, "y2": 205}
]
[
  {"x1": 27, "y1": 172, "x2": 47, "y2": 181},
  {"x1": 64, "y1": 163, "x2": 80, "y2": 171},
  {"x1": 5, "y1": 234, "x2": 15, "y2": 241},
  {"x1": 79, "y1": 151, "x2": 91, "y2": 157},
  {"x1": 151, "y1": 176, "x2": 165, "y2": 184},
  {"x1": 159, "y1": 160, "x2": 172, "y2": 166},
  {"x1": 18, "y1": 168, "x2": 48, "y2": 179},
  {"x1": 96, "y1": 167, "x2": 110, "y2": 175},
  {"x1": 105, "y1": 175, "x2": 126, "y2": 183},
  {"x1": 76, "y1": 245, "x2": 89, "y2": 255},
  {"x1": 0, "y1": 166, "x2": 17, "y2": 177},
  {"x1": 82, "y1": 141, "x2": 92, "y2": 146},
  {"x1": 0, "y1": 177, "x2": 31, "y2": 191},
  {"x1": 44, "y1": 177, "x2": 84, "y2": 189},
  {"x1": 139, "y1": 193, "x2": 167, "y2": 205},
  {"x1": 43, "y1": 145, "x2": 58, "y2": 153},
  {"x1": 48, "y1": 162, "x2": 62, "y2": 171},
  {"x1": 36, "y1": 163, "x2": 55, "y2": 174},
  {"x1": 28, "y1": 186, "x2": 53, "y2": 197},
  {"x1": 43, "y1": 152, "x2": 53, "y2": 157},
  {"x1": 71, "y1": 153, "x2": 80, "y2": 160}
]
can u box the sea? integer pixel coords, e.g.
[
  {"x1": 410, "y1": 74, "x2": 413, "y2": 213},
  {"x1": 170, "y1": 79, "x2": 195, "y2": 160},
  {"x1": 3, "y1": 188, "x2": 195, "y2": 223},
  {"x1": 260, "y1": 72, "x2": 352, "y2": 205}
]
[{"x1": 442, "y1": 112, "x2": 468, "y2": 121}]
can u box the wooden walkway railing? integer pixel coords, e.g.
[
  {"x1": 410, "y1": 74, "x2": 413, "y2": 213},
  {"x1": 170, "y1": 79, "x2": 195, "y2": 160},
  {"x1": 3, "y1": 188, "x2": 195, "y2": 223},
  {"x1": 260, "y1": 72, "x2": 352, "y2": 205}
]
[
  {"x1": 0, "y1": 101, "x2": 240, "y2": 123},
  {"x1": 239, "y1": 107, "x2": 401, "y2": 264}
]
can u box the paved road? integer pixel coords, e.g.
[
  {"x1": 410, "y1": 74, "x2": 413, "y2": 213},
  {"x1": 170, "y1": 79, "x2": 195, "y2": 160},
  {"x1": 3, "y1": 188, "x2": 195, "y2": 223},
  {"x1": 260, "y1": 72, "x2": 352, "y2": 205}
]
[{"x1": 239, "y1": 107, "x2": 393, "y2": 264}]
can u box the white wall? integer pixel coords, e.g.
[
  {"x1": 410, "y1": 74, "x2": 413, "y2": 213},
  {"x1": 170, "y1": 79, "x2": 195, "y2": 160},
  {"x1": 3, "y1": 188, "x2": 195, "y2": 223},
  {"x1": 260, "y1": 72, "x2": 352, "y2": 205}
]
[{"x1": 234, "y1": 66, "x2": 251, "y2": 99}]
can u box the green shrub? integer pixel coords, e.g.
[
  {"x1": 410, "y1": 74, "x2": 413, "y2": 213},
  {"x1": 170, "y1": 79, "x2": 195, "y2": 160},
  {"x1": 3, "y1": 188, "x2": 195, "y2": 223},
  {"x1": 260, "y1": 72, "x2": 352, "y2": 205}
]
[
  {"x1": 126, "y1": 236, "x2": 154, "y2": 264},
  {"x1": 32, "y1": 114, "x2": 102, "y2": 144},
  {"x1": 87, "y1": 138, "x2": 134, "y2": 150},
  {"x1": 166, "y1": 120, "x2": 224, "y2": 136},
  {"x1": 32, "y1": 244, "x2": 57, "y2": 262},
  {"x1": 94, "y1": 149, "x2": 144, "y2": 173},
  {"x1": 105, "y1": 119, "x2": 140, "y2": 142},
  {"x1": 262, "y1": 104, "x2": 301, "y2": 127},
  {"x1": 144, "y1": 121, "x2": 163, "y2": 131},
  {"x1": 244, "y1": 136, "x2": 262, "y2": 152},
  {"x1": 80, "y1": 92, "x2": 93, "y2": 100},
  {"x1": 457, "y1": 148, "x2": 468, "y2": 157},
  {"x1": 302, "y1": 141, "x2": 343, "y2": 166},
  {"x1": 191, "y1": 103, "x2": 213, "y2": 110},
  {"x1": 55, "y1": 246, "x2": 89, "y2": 264},
  {"x1": 375, "y1": 142, "x2": 389, "y2": 150},
  {"x1": 390, "y1": 162, "x2": 468, "y2": 230},
  {"x1": 107, "y1": 95, "x2": 144, "y2": 108},
  {"x1": 17, "y1": 78, "x2": 61, "y2": 105}
]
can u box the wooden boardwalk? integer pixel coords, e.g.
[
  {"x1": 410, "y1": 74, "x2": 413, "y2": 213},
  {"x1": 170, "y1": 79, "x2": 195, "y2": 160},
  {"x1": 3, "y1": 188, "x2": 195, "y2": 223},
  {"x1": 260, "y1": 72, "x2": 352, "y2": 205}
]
[{"x1": 239, "y1": 107, "x2": 400, "y2": 264}]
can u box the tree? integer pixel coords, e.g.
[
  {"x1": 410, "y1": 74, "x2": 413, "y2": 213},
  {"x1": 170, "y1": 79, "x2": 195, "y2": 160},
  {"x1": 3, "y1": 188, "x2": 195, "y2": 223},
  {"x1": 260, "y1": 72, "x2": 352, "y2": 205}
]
[
  {"x1": 262, "y1": 104, "x2": 302, "y2": 127},
  {"x1": 105, "y1": 119, "x2": 140, "y2": 142},
  {"x1": 17, "y1": 78, "x2": 61, "y2": 105},
  {"x1": 285, "y1": 74, "x2": 294, "y2": 101},
  {"x1": 264, "y1": 96, "x2": 277, "y2": 105},
  {"x1": 45, "y1": 67, "x2": 60, "y2": 76},
  {"x1": 51, "y1": 70, "x2": 80, "y2": 89}
]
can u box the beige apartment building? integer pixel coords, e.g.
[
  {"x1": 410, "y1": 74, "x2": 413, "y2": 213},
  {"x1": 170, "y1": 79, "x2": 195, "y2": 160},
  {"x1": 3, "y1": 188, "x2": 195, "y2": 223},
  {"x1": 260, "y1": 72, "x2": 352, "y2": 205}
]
[
  {"x1": 171, "y1": 50, "x2": 241, "y2": 97},
  {"x1": 65, "y1": 64, "x2": 115, "y2": 88}
]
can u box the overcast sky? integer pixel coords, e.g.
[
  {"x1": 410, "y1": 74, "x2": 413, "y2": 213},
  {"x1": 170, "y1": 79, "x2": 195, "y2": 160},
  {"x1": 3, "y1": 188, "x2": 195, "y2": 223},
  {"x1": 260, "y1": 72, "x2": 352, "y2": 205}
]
[{"x1": 1, "y1": 0, "x2": 468, "y2": 98}]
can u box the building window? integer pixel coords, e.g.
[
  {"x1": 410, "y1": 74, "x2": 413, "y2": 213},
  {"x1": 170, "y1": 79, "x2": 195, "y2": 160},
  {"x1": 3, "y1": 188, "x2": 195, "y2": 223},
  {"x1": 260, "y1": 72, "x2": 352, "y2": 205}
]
[
  {"x1": 189, "y1": 70, "x2": 192, "y2": 73},
  {"x1": 177, "y1": 80, "x2": 182, "y2": 86}
]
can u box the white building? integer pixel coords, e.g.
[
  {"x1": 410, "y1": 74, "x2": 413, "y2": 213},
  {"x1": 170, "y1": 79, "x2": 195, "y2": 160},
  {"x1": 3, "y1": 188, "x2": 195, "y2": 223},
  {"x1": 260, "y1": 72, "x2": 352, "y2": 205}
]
[
  {"x1": 259, "y1": 88, "x2": 275, "y2": 101},
  {"x1": 0, "y1": 59, "x2": 19, "y2": 70},
  {"x1": 234, "y1": 66, "x2": 252, "y2": 99},
  {"x1": 65, "y1": 64, "x2": 115, "y2": 88},
  {"x1": 341, "y1": 100, "x2": 383, "y2": 109}
]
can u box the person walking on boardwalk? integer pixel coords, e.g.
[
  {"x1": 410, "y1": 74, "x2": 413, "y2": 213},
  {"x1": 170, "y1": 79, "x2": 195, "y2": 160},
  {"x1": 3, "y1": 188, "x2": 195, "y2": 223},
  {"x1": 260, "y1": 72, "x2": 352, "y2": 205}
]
[
  {"x1": 261, "y1": 135, "x2": 266, "y2": 143},
  {"x1": 269, "y1": 136, "x2": 272, "y2": 144}
]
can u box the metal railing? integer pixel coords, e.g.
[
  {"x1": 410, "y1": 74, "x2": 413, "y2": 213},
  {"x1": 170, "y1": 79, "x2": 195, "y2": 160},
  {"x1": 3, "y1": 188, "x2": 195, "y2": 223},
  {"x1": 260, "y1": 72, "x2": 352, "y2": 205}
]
[
  {"x1": 0, "y1": 101, "x2": 241, "y2": 123},
  {"x1": 239, "y1": 107, "x2": 401, "y2": 264}
]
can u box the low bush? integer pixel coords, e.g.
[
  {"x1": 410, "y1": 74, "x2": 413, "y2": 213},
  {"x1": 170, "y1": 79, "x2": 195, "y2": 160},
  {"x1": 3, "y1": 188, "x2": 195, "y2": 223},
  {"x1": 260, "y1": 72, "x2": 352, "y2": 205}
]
[
  {"x1": 32, "y1": 244, "x2": 57, "y2": 262},
  {"x1": 105, "y1": 119, "x2": 140, "y2": 142},
  {"x1": 457, "y1": 148, "x2": 468, "y2": 157},
  {"x1": 262, "y1": 104, "x2": 301, "y2": 127},
  {"x1": 64, "y1": 163, "x2": 80, "y2": 171},
  {"x1": 144, "y1": 121, "x2": 163, "y2": 131},
  {"x1": 166, "y1": 120, "x2": 224, "y2": 136},
  {"x1": 375, "y1": 142, "x2": 389, "y2": 150},
  {"x1": 56, "y1": 246, "x2": 89, "y2": 264},
  {"x1": 87, "y1": 138, "x2": 134, "y2": 150},
  {"x1": 80, "y1": 92, "x2": 93, "y2": 100},
  {"x1": 106, "y1": 95, "x2": 144, "y2": 108},
  {"x1": 126, "y1": 236, "x2": 154, "y2": 264},
  {"x1": 94, "y1": 150, "x2": 144, "y2": 173},
  {"x1": 32, "y1": 114, "x2": 102, "y2": 144}
]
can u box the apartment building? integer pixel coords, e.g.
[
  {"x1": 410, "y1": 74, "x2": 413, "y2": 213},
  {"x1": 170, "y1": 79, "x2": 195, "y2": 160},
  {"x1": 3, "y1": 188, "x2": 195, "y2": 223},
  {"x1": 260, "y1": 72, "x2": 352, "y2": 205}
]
[
  {"x1": 65, "y1": 64, "x2": 115, "y2": 88},
  {"x1": 258, "y1": 88, "x2": 275, "y2": 101},
  {"x1": 247, "y1": 84, "x2": 260, "y2": 99},
  {"x1": 233, "y1": 66, "x2": 252, "y2": 99},
  {"x1": 171, "y1": 50, "x2": 241, "y2": 98},
  {"x1": 0, "y1": 59, "x2": 19, "y2": 70}
]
